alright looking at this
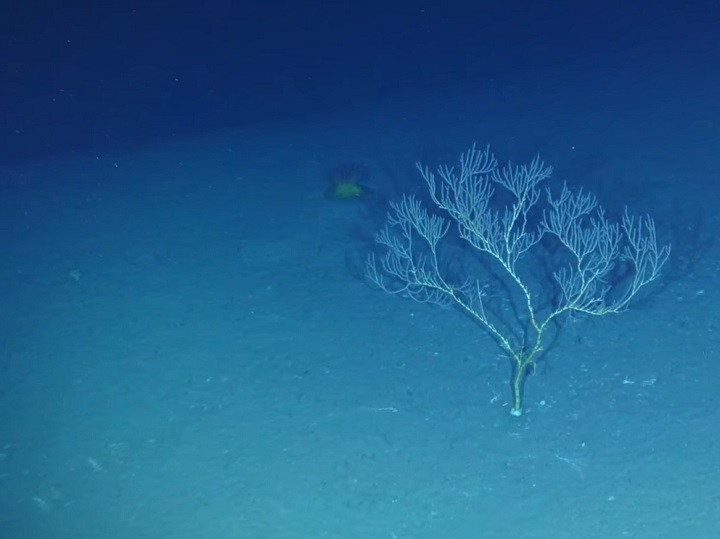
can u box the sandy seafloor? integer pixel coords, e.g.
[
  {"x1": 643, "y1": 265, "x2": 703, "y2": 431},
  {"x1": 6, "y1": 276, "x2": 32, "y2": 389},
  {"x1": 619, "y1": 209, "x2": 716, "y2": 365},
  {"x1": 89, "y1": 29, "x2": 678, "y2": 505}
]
[{"x1": 0, "y1": 90, "x2": 718, "y2": 538}]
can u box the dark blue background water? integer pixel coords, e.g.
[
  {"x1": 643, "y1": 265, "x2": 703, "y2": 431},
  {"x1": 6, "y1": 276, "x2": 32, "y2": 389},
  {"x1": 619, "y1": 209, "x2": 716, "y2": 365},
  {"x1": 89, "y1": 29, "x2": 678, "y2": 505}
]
[{"x1": 4, "y1": 0, "x2": 717, "y2": 164}]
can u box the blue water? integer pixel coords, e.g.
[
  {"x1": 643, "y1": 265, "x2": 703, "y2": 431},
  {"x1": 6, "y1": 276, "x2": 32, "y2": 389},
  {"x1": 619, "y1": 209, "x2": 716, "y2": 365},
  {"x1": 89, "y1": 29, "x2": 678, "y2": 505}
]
[{"x1": 1, "y1": 2, "x2": 718, "y2": 538}]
